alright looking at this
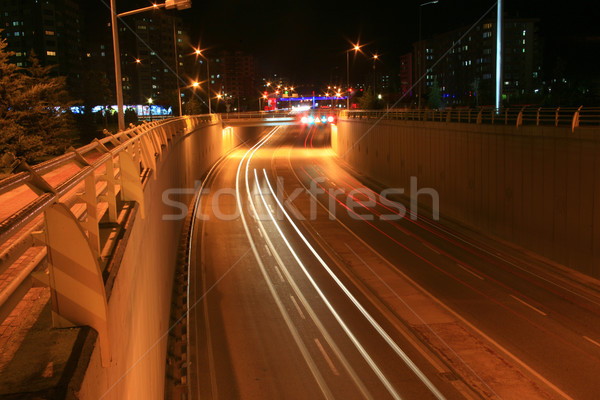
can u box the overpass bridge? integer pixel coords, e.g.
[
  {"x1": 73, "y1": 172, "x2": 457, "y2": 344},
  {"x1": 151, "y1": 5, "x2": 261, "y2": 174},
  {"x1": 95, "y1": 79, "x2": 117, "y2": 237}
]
[{"x1": 1, "y1": 107, "x2": 600, "y2": 399}]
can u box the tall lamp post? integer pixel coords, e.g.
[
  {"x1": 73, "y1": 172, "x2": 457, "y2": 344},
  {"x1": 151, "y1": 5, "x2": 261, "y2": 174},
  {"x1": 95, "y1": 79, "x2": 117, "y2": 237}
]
[
  {"x1": 194, "y1": 49, "x2": 211, "y2": 113},
  {"x1": 346, "y1": 43, "x2": 361, "y2": 109},
  {"x1": 172, "y1": 18, "x2": 182, "y2": 117},
  {"x1": 495, "y1": 0, "x2": 503, "y2": 110},
  {"x1": 418, "y1": 0, "x2": 438, "y2": 109},
  {"x1": 110, "y1": 0, "x2": 191, "y2": 131},
  {"x1": 372, "y1": 53, "x2": 379, "y2": 94}
]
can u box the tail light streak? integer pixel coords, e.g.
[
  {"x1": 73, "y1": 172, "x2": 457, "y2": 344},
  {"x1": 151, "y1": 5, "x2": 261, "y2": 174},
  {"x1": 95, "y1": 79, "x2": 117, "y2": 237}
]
[{"x1": 258, "y1": 167, "x2": 446, "y2": 400}]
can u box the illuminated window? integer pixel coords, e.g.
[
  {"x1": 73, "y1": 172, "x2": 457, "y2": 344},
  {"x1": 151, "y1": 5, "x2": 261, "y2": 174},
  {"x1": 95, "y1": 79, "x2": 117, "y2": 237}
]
[
  {"x1": 483, "y1": 23, "x2": 492, "y2": 29},
  {"x1": 45, "y1": 30, "x2": 54, "y2": 35},
  {"x1": 46, "y1": 50, "x2": 56, "y2": 56}
]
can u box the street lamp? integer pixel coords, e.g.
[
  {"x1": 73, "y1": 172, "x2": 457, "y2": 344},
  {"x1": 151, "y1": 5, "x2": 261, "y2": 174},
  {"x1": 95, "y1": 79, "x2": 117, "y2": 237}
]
[
  {"x1": 148, "y1": 97, "x2": 153, "y2": 121},
  {"x1": 109, "y1": 0, "x2": 191, "y2": 131},
  {"x1": 194, "y1": 48, "x2": 212, "y2": 113},
  {"x1": 496, "y1": 0, "x2": 503, "y2": 111},
  {"x1": 346, "y1": 43, "x2": 361, "y2": 109},
  {"x1": 372, "y1": 53, "x2": 380, "y2": 93},
  {"x1": 418, "y1": 0, "x2": 438, "y2": 109}
]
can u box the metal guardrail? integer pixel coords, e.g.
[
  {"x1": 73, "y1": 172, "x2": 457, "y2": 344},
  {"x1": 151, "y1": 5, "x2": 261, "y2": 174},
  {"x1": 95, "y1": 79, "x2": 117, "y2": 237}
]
[
  {"x1": 219, "y1": 110, "x2": 292, "y2": 120},
  {"x1": 340, "y1": 107, "x2": 600, "y2": 132},
  {"x1": 0, "y1": 114, "x2": 220, "y2": 364}
]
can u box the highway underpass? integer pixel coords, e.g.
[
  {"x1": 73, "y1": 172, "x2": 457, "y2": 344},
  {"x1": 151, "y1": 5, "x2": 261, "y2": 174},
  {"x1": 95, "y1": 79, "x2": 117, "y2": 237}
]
[
  {"x1": 2, "y1": 112, "x2": 600, "y2": 400},
  {"x1": 183, "y1": 122, "x2": 600, "y2": 400}
]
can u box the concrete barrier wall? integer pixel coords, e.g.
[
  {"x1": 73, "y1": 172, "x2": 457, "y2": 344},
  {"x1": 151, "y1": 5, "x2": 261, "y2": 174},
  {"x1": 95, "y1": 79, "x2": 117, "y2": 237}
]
[
  {"x1": 77, "y1": 122, "x2": 263, "y2": 399},
  {"x1": 333, "y1": 118, "x2": 600, "y2": 279}
]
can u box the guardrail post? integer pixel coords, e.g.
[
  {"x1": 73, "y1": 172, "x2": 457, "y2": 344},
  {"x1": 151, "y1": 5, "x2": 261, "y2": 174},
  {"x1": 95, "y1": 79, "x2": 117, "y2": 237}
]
[
  {"x1": 572, "y1": 105, "x2": 583, "y2": 132},
  {"x1": 516, "y1": 106, "x2": 525, "y2": 128},
  {"x1": 11, "y1": 160, "x2": 57, "y2": 196},
  {"x1": 43, "y1": 203, "x2": 111, "y2": 367},
  {"x1": 555, "y1": 107, "x2": 560, "y2": 126},
  {"x1": 93, "y1": 140, "x2": 119, "y2": 223},
  {"x1": 119, "y1": 151, "x2": 146, "y2": 218},
  {"x1": 536, "y1": 107, "x2": 541, "y2": 126},
  {"x1": 83, "y1": 175, "x2": 101, "y2": 258},
  {"x1": 477, "y1": 109, "x2": 483, "y2": 124}
]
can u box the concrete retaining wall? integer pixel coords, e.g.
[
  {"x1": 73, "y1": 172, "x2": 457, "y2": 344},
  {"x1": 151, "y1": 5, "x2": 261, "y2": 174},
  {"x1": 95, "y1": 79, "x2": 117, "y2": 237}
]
[
  {"x1": 77, "y1": 122, "x2": 263, "y2": 399},
  {"x1": 333, "y1": 118, "x2": 600, "y2": 279}
]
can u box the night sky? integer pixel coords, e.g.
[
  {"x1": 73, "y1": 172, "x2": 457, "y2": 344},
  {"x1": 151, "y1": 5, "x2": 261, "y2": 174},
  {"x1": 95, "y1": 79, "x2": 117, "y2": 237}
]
[{"x1": 86, "y1": 0, "x2": 598, "y2": 87}]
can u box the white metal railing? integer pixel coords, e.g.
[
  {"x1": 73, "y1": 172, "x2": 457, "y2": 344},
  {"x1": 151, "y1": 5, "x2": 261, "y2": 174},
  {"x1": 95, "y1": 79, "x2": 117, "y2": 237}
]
[
  {"x1": 339, "y1": 106, "x2": 600, "y2": 132},
  {"x1": 0, "y1": 114, "x2": 220, "y2": 363},
  {"x1": 219, "y1": 110, "x2": 292, "y2": 120}
]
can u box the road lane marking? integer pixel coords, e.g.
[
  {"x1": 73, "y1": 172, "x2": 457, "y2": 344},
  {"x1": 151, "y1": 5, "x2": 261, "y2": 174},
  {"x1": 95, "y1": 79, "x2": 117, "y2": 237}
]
[
  {"x1": 315, "y1": 338, "x2": 340, "y2": 376},
  {"x1": 583, "y1": 336, "x2": 600, "y2": 349},
  {"x1": 456, "y1": 264, "x2": 485, "y2": 280},
  {"x1": 422, "y1": 242, "x2": 441, "y2": 255},
  {"x1": 264, "y1": 244, "x2": 272, "y2": 257},
  {"x1": 509, "y1": 295, "x2": 547, "y2": 316},
  {"x1": 291, "y1": 295, "x2": 306, "y2": 320},
  {"x1": 273, "y1": 264, "x2": 285, "y2": 283}
]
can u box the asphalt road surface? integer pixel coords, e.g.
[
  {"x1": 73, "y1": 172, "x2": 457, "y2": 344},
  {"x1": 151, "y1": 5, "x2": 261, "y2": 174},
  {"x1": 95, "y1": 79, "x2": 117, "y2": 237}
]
[{"x1": 186, "y1": 124, "x2": 600, "y2": 400}]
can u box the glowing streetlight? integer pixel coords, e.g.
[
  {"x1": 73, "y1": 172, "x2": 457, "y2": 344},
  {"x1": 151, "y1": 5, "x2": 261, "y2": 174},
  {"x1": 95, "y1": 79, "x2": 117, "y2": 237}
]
[
  {"x1": 346, "y1": 42, "x2": 362, "y2": 109},
  {"x1": 193, "y1": 47, "x2": 212, "y2": 113}
]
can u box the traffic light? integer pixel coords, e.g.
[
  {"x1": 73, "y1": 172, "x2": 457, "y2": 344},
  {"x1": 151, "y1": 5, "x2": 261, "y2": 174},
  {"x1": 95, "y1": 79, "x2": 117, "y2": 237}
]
[{"x1": 165, "y1": 0, "x2": 191, "y2": 10}]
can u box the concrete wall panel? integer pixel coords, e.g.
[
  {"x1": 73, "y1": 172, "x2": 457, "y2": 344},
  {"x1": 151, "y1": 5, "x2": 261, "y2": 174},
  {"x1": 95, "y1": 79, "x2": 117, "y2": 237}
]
[{"x1": 333, "y1": 119, "x2": 600, "y2": 278}]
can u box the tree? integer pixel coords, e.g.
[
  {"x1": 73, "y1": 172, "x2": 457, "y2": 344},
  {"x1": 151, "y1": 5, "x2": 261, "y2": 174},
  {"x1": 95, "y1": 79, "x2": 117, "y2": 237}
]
[
  {"x1": 0, "y1": 36, "x2": 76, "y2": 166},
  {"x1": 427, "y1": 77, "x2": 442, "y2": 110},
  {"x1": 183, "y1": 97, "x2": 202, "y2": 115},
  {"x1": 358, "y1": 87, "x2": 379, "y2": 110}
]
